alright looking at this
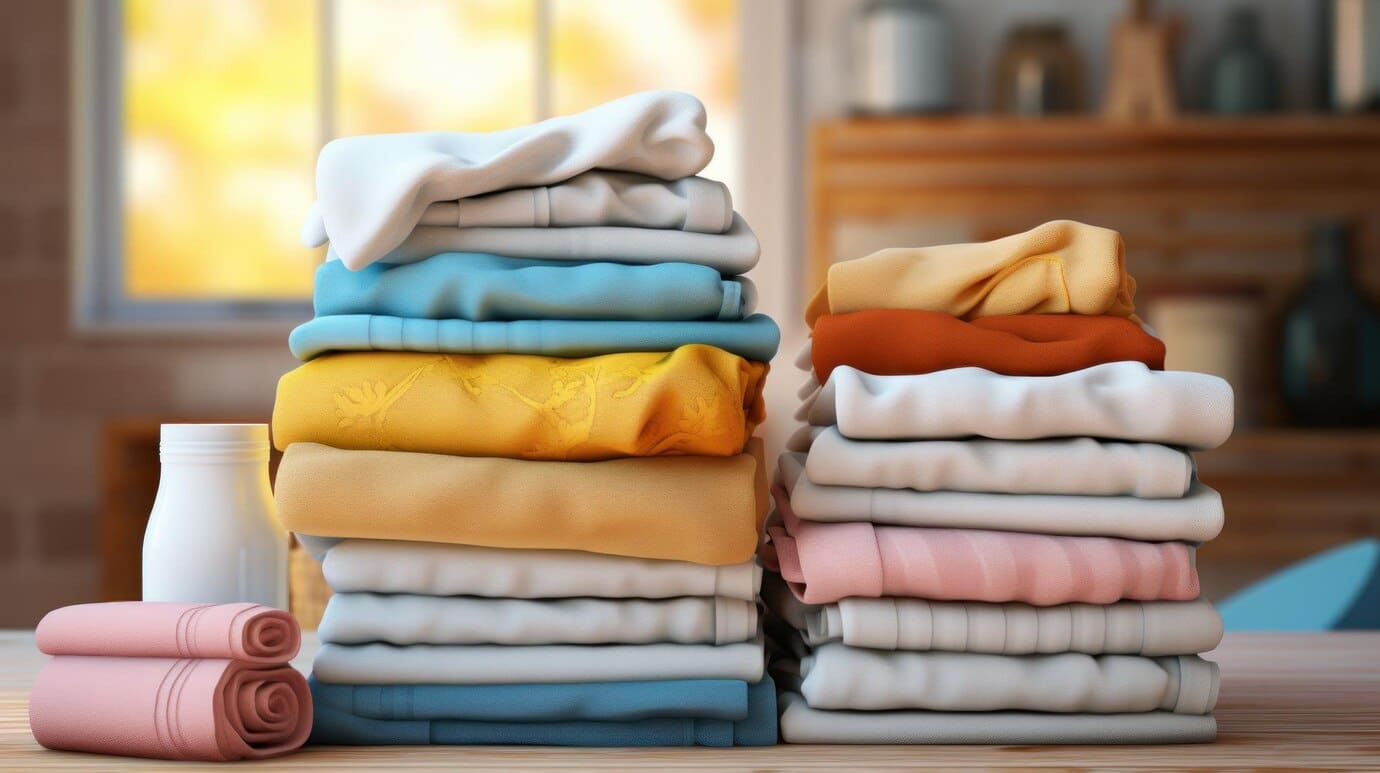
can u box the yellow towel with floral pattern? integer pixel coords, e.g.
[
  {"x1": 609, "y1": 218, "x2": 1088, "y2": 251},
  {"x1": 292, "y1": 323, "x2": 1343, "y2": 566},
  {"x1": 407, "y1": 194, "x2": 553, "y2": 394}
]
[
  {"x1": 272, "y1": 345, "x2": 767, "y2": 461},
  {"x1": 805, "y1": 220, "x2": 1137, "y2": 326}
]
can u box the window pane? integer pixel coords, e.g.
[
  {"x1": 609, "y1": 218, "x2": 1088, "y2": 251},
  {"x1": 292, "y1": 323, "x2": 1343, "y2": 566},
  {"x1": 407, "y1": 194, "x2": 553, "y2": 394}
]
[
  {"x1": 550, "y1": 0, "x2": 740, "y2": 193},
  {"x1": 124, "y1": 0, "x2": 320, "y2": 299},
  {"x1": 335, "y1": 0, "x2": 537, "y2": 135}
]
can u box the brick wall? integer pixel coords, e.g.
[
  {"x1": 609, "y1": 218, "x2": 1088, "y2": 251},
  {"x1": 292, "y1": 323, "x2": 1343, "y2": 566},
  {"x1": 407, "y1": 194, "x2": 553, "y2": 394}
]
[{"x1": 0, "y1": 2, "x2": 297, "y2": 625}]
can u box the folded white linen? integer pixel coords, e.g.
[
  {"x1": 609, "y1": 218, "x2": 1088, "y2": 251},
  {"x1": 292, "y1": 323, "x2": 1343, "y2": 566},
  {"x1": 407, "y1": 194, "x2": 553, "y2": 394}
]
[
  {"x1": 360, "y1": 213, "x2": 759, "y2": 273},
  {"x1": 312, "y1": 638, "x2": 767, "y2": 685},
  {"x1": 779, "y1": 453, "x2": 1223, "y2": 542},
  {"x1": 318, "y1": 593, "x2": 759, "y2": 646},
  {"x1": 802, "y1": 427, "x2": 1194, "y2": 498},
  {"x1": 306, "y1": 90, "x2": 714, "y2": 269},
  {"x1": 318, "y1": 539, "x2": 762, "y2": 601},
  {"x1": 777, "y1": 692, "x2": 1217, "y2": 744},
  {"x1": 763, "y1": 575, "x2": 1223, "y2": 655},
  {"x1": 801, "y1": 362, "x2": 1234, "y2": 449},
  {"x1": 783, "y1": 646, "x2": 1219, "y2": 714}
]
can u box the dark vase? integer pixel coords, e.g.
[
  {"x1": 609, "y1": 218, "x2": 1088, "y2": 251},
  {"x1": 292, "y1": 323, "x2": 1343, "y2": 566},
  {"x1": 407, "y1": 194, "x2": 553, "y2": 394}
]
[
  {"x1": 1280, "y1": 221, "x2": 1380, "y2": 426},
  {"x1": 1204, "y1": 7, "x2": 1279, "y2": 115}
]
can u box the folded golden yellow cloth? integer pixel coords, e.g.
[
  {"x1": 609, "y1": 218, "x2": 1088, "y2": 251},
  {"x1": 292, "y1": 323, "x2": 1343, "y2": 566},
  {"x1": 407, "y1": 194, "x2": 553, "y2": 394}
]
[
  {"x1": 273, "y1": 345, "x2": 767, "y2": 461},
  {"x1": 276, "y1": 440, "x2": 768, "y2": 565},
  {"x1": 805, "y1": 220, "x2": 1138, "y2": 326}
]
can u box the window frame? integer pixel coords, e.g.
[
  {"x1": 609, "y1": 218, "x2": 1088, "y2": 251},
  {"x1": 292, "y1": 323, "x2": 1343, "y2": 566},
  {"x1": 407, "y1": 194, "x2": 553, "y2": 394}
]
[{"x1": 70, "y1": 0, "x2": 793, "y2": 335}]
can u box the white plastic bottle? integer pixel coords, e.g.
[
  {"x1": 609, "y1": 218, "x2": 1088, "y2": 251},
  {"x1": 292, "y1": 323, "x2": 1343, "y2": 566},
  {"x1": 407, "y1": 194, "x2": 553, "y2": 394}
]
[{"x1": 142, "y1": 423, "x2": 288, "y2": 608}]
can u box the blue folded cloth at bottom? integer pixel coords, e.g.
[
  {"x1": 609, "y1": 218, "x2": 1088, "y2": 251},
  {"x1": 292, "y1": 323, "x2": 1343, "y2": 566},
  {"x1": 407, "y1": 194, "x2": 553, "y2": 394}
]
[
  {"x1": 288, "y1": 313, "x2": 781, "y2": 362},
  {"x1": 309, "y1": 677, "x2": 750, "y2": 722},
  {"x1": 308, "y1": 676, "x2": 778, "y2": 747}
]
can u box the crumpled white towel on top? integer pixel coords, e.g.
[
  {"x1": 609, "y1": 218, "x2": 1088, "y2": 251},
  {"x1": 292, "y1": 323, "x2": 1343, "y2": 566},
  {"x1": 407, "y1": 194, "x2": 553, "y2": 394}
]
[
  {"x1": 317, "y1": 539, "x2": 763, "y2": 601},
  {"x1": 305, "y1": 90, "x2": 714, "y2": 270},
  {"x1": 801, "y1": 362, "x2": 1234, "y2": 450},
  {"x1": 317, "y1": 592, "x2": 759, "y2": 647},
  {"x1": 779, "y1": 452, "x2": 1224, "y2": 543}
]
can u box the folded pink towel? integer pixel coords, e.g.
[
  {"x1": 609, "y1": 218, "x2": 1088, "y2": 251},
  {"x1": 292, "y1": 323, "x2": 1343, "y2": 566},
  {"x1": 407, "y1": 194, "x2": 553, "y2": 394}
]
[
  {"x1": 36, "y1": 602, "x2": 300, "y2": 664},
  {"x1": 763, "y1": 485, "x2": 1199, "y2": 606},
  {"x1": 29, "y1": 656, "x2": 312, "y2": 761}
]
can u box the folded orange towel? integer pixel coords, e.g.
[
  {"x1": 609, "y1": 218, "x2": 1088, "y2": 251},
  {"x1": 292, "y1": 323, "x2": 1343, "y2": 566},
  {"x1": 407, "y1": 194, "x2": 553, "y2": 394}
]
[
  {"x1": 805, "y1": 220, "x2": 1137, "y2": 326},
  {"x1": 811, "y1": 309, "x2": 1164, "y2": 383}
]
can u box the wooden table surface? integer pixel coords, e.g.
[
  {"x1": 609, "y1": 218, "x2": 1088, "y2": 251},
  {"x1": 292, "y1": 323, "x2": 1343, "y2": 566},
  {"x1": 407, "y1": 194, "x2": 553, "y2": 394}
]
[{"x1": 1, "y1": 631, "x2": 1376, "y2": 771}]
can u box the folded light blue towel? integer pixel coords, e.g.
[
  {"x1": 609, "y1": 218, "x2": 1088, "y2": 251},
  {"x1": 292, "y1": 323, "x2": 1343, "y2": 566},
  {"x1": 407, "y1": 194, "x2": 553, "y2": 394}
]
[
  {"x1": 309, "y1": 677, "x2": 749, "y2": 722},
  {"x1": 314, "y1": 252, "x2": 753, "y2": 321},
  {"x1": 308, "y1": 676, "x2": 778, "y2": 747},
  {"x1": 288, "y1": 313, "x2": 781, "y2": 362}
]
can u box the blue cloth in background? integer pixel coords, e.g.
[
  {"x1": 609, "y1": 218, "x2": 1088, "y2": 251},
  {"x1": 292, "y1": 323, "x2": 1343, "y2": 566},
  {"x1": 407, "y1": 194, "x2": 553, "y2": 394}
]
[
  {"x1": 308, "y1": 676, "x2": 778, "y2": 747},
  {"x1": 309, "y1": 677, "x2": 750, "y2": 722},
  {"x1": 314, "y1": 252, "x2": 752, "y2": 322},
  {"x1": 1221, "y1": 539, "x2": 1380, "y2": 631},
  {"x1": 288, "y1": 313, "x2": 781, "y2": 362}
]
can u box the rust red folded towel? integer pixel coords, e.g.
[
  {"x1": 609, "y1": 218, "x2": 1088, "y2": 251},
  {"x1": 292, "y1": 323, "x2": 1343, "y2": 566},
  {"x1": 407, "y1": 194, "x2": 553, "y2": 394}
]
[
  {"x1": 810, "y1": 309, "x2": 1165, "y2": 384},
  {"x1": 29, "y1": 603, "x2": 311, "y2": 761}
]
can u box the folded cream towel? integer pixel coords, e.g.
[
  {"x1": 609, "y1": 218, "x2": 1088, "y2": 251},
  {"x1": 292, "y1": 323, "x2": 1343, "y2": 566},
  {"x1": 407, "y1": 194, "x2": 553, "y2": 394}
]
[
  {"x1": 801, "y1": 427, "x2": 1194, "y2": 498},
  {"x1": 306, "y1": 90, "x2": 714, "y2": 269},
  {"x1": 364, "y1": 213, "x2": 758, "y2": 272},
  {"x1": 776, "y1": 692, "x2": 1216, "y2": 744},
  {"x1": 312, "y1": 639, "x2": 766, "y2": 685},
  {"x1": 318, "y1": 593, "x2": 758, "y2": 646},
  {"x1": 763, "y1": 575, "x2": 1223, "y2": 655},
  {"x1": 782, "y1": 647, "x2": 1219, "y2": 714},
  {"x1": 780, "y1": 452, "x2": 1223, "y2": 542},
  {"x1": 320, "y1": 540, "x2": 762, "y2": 601},
  {"x1": 802, "y1": 362, "x2": 1234, "y2": 450}
]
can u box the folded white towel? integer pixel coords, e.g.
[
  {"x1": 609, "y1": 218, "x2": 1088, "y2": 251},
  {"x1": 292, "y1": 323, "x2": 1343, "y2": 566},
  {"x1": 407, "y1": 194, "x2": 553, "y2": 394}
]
[
  {"x1": 763, "y1": 575, "x2": 1223, "y2": 655},
  {"x1": 318, "y1": 593, "x2": 759, "y2": 646},
  {"x1": 777, "y1": 692, "x2": 1217, "y2": 744},
  {"x1": 779, "y1": 452, "x2": 1223, "y2": 542},
  {"x1": 306, "y1": 90, "x2": 714, "y2": 269},
  {"x1": 317, "y1": 539, "x2": 762, "y2": 602},
  {"x1": 358, "y1": 212, "x2": 759, "y2": 272},
  {"x1": 312, "y1": 638, "x2": 767, "y2": 685},
  {"x1": 801, "y1": 362, "x2": 1234, "y2": 449},
  {"x1": 801, "y1": 426, "x2": 1194, "y2": 498},
  {"x1": 783, "y1": 646, "x2": 1219, "y2": 714}
]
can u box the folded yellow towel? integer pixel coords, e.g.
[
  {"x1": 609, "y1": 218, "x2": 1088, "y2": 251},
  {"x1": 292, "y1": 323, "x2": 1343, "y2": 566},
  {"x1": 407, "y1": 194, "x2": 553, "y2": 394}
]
[
  {"x1": 805, "y1": 220, "x2": 1137, "y2": 326},
  {"x1": 273, "y1": 345, "x2": 767, "y2": 461},
  {"x1": 276, "y1": 441, "x2": 768, "y2": 565}
]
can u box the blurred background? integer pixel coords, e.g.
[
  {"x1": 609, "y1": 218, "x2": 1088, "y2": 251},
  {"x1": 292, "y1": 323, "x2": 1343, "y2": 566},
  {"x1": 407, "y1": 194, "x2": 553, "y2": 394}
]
[{"x1": 0, "y1": 0, "x2": 1377, "y2": 626}]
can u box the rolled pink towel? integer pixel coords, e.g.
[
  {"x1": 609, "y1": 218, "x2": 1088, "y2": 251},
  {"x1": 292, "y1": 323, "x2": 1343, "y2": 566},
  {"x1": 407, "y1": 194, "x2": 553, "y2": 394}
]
[
  {"x1": 30, "y1": 656, "x2": 312, "y2": 761},
  {"x1": 764, "y1": 485, "x2": 1199, "y2": 606},
  {"x1": 36, "y1": 602, "x2": 299, "y2": 664}
]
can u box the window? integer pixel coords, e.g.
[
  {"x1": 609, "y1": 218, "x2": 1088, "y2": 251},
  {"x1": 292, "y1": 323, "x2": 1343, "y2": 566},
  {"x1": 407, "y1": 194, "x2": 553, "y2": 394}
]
[{"x1": 74, "y1": 0, "x2": 741, "y2": 329}]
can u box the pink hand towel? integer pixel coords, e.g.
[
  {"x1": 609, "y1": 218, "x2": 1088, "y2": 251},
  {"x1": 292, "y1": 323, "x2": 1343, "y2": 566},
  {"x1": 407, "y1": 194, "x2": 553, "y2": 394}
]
[
  {"x1": 29, "y1": 656, "x2": 312, "y2": 761},
  {"x1": 36, "y1": 602, "x2": 300, "y2": 664},
  {"x1": 763, "y1": 485, "x2": 1199, "y2": 606}
]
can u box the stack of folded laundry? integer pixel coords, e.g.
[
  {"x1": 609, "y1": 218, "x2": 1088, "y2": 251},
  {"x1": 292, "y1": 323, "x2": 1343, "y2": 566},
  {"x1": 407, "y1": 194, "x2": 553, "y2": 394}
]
[
  {"x1": 271, "y1": 91, "x2": 780, "y2": 747},
  {"x1": 30, "y1": 602, "x2": 311, "y2": 761},
  {"x1": 764, "y1": 221, "x2": 1235, "y2": 745}
]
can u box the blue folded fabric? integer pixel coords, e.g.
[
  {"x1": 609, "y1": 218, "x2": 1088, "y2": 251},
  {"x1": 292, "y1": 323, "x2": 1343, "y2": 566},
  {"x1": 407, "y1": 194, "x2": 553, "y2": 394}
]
[
  {"x1": 309, "y1": 676, "x2": 750, "y2": 722},
  {"x1": 314, "y1": 252, "x2": 752, "y2": 321},
  {"x1": 308, "y1": 676, "x2": 778, "y2": 747},
  {"x1": 288, "y1": 313, "x2": 781, "y2": 362}
]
